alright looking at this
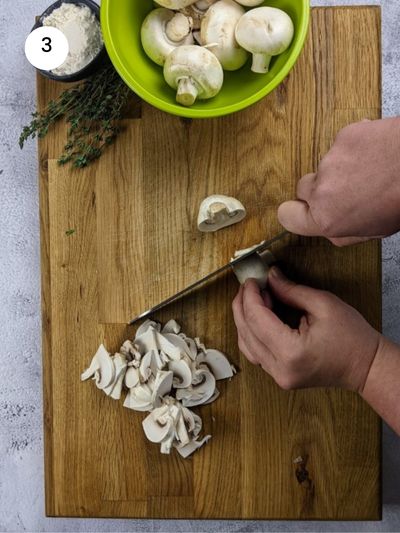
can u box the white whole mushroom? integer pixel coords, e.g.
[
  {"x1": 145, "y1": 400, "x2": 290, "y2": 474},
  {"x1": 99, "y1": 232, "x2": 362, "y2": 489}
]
[
  {"x1": 164, "y1": 45, "x2": 224, "y2": 106},
  {"x1": 141, "y1": 8, "x2": 194, "y2": 66},
  {"x1": 200, "y1": 0, "x2": 248, "y2": 71},
  {"x1": 235, "y1": 7, "x2": 294, "y2": 73},
  {"x1": 234, "y1": 0, "x2": 264, "y2": 5},
  {"x1": 156, "y1": 0, "x2": 198, "y2": 8}
]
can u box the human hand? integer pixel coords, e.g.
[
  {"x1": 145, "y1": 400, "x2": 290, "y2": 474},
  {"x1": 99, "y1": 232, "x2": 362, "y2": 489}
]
[
  {"x1": 232, "y1": 267, "x2": 382, "y2": 391},
  {"x1": 278, "y1": 118, "x2": 400, "y2": 246}
]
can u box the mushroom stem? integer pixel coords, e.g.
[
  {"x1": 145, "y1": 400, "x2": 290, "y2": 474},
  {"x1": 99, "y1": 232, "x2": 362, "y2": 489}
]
[
  {"x1": 251, "y1": 53, "x2": 272, "y2": 74},
  {"x1": 165, "y1": 13, "x2": 192, "y2": 42},
  {"x1": 176, "y1": 77, "x2": 199, "y2": 106}
]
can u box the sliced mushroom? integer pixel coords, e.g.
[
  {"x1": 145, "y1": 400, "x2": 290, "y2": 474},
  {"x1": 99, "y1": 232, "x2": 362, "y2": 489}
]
[
  {"x1": 135, "y1": 327, "x2": 181, "y2": 360},
  {"x1": 81, "y1": 344, "x2": 115, "y2": 390},
  {"x1": 164, "y1": 45, "x2": 224, "y2": 107},
  {"x1": 198, "y1": 349, "x2": 234, "y2": 380},
  {"x1": 124, "y1": 365, "x2": 140, "y2": 389},
  {"x1": 151, "y1": 370, "x2": 174, "y2": 407},
  {"x1": 176, "y1": 366, "x2": 216, "y2": 407},
  {"x1": 197, "y1": 195, "x2": 246, "y2": 232},
  {"x1": 162, "y1": 319, "x2": 181, "y2": 334},
  {"x1": 135, "y1": 319, "x2": 161, "y2": 338},
  {"x1": 103, "y1": 353, "x2": 128, "y2": 400},
  {"x1": 200, "y1": 0, "x2": 248, "y2": 71},
  {"x1": 168, "y1": 359, "x2": 193, "y2": 388},
  {"x1": 123, "y1": 382, "x2": 154, "y2": 412},
  {"x1": 120, "y1": 340, "x2": 141, "y2": 367},
  {"x1": 175, "y1": 435, "x2": 211, "y2": 458},
  {"x1": 142, "y1": 404, "x2": 175, "y2": 443},
  {"x1": 235, "y1": 7, "x2": 294, "y2": 73},
  {"x1": 141, "y1": 8, "x2": 194, "y2": 66}
]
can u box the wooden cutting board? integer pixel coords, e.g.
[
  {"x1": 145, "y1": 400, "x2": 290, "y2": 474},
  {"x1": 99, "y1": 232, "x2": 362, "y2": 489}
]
[{"x1": 39, "y1": 7, "x2": 382, "y2": 520}]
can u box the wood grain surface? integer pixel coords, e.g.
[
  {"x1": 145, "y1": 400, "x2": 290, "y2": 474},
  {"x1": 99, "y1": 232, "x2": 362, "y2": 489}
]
[{"x1": 38, "y1": 7, "x2": 382, "y2": 519}]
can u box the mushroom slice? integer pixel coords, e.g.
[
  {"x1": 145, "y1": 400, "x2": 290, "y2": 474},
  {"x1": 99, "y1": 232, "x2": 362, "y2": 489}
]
[
  {"x1": 103, "y1": 353, "x2": 128, "y2": 400},
  {"x1": 123, "y1": 383, "x2": 154, "y2": 412},
  {"x1": 197, "y1": 195, "x2": 246, "y2": 233},
  {"x1": 179, "y1": 333, "x2": 198, "y2": 360},
  {"x1": 202, "y1": 387, "x2": 220, "y2": 405},
  {"x1": 176, "y1": 366, "x2": 216, "y2": 407},
  {"x1": 81, "y1": 344, "x2": 115, "y2": 390},
  {"x1": 135, "y1": 327, "x2": 182, "y2": 361},
  {"x1": 142, "y1": 405, "x2": 174, "y2": 443},
  {"x1": 235, "y1": 7, "x2": 294, "y2": 74},
  {"x1": 175, "y1": 435, "x2": 211, "y2": 458},
  {"x1": 164, "y1": 45, "x2": 224, "y2": 107},
  {"x1": 182, "y1": 407, "x2": 203, "y2": 436},
  {"x1": 124, "y1": 365, "x2": 140, "y2": 389},
  {"x1": 135, "y1": 319, "x2": 161, "y2": 339},
  {"x1": 139, "y1": 349, "x2": 166, "y2": 382},
  {"x1": 120, "y1": 340, "x2": 142, "y2": 366},
  {"x1": 152, "y1": 370, "x2": 174, "y2": 407},
  {"x1": 200, "y1": 349, "x2": 234, "y2": 380},
  {"x1": 163, "y1": 333, "x2": 193, "y2": 358},
  {"x1": 175, "y1": 410, "x2": 190, "y2": 446},
  {"x1": 162, "y1": 319, "x2": 181, "y2": 334},
  {"x1": 200, "y1": 0, "x2": 248, "y2": 71},
  {"x1": 168, "y1": 359, "x2": 192, "y2": 389}
]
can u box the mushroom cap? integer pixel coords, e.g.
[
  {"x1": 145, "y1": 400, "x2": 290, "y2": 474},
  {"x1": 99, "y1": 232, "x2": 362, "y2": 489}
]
[
  {"x1": 200, "y1": 0, "x2": 248, "y2": 71},
  {"x1": 235, "y1": 7, "x2": 294, "y2": 57},
  {"x1": 234, "y1": 0, "x2": 264, "y2": 5},
  {"x1": 197, "y1": 195, "x2": 246, "y2": 232},
  {"x1": 164, "y1": 45, "x2": 224, "y2": 100},
  {"x1": 157, "y1": 0, "x2": 198, "y2": 8},
  {"x1": 141, "y1": 8, "x2": 194, "y2": 67}
]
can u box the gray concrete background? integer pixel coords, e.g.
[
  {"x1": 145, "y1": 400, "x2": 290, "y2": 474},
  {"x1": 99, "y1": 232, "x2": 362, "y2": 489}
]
[{"x1": 0, "y1": 0, "x2": 399, "y2": 531}]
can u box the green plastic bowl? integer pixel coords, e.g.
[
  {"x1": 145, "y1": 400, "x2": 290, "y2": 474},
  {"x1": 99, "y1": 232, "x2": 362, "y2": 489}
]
[{"x1": 101, "y1": 0, "x2": 310, "y2": 118}]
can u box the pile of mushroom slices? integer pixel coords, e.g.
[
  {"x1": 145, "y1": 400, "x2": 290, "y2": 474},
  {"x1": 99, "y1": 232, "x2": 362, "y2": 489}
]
[
  {"x1": 81, "y1": 319, "x2": 235, "y2": 457},
  {"x1": 141, "y1": 0, "x2": 295, "y2": 106}
]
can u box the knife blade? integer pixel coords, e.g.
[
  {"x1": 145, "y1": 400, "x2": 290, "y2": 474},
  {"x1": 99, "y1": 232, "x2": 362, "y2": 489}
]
[{"x1": 128, "y1": 230, "x2": 289, "y2": 325}]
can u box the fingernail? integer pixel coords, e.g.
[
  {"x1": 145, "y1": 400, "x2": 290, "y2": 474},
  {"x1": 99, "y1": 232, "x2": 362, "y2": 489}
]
[{"x1": 269, "y1": 266, "x2": 286, "y2": 281}]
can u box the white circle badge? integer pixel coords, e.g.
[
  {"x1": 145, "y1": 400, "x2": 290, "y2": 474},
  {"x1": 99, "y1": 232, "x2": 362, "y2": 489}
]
[{"x1": 25, "y1": 26, "x2": 69, "y2": 71}]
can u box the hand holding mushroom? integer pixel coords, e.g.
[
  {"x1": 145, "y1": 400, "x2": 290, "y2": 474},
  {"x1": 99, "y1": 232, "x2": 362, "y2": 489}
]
[{"x1": 140, "y1": 1, "x2": 294, "y2": 106}]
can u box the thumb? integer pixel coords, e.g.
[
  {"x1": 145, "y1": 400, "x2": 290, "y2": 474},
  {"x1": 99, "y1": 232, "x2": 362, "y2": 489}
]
[
  {"x1": 278, "y1": 200, "x2": 322, "y2": 236},
  {"x1": 268, "y1": 267, "x2": 325, "y2": 313}
]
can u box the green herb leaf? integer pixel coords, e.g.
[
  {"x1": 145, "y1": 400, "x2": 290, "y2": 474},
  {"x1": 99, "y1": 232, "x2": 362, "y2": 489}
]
[{"x1": 65, "y1": 229, "x2": 76, "y2": 236}]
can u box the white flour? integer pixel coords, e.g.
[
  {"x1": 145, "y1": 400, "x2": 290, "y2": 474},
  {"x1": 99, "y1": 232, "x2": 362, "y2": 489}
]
[{"x1": 42, "y1": 2, "x2": 103, "y2": 76}]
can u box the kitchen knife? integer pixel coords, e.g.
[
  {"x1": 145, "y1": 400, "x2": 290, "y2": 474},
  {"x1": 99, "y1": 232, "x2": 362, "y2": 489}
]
[{"x1": 129, "y1": 230, "x2": 289, "y2": 324}]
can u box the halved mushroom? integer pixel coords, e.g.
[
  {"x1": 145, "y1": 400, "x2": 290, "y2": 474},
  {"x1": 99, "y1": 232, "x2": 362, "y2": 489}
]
[
  {"x1": 235, "y1": 7, "x2": 294, "y2": 73},
  {"x1": 164, "y1": 45, "x2": 224, "y2": 107},
  {"x1": 200, "y1": 0, "x2": 248, "y2": 71},
  {"x1": 197, "y1": 195, "x2": 246, "y2": 232},
  {"x1": 141, "y1": 8, "x2": 194, "y2": 66}
]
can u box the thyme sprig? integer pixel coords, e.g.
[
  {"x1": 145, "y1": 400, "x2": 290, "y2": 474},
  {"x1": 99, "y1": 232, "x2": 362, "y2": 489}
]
[{"x1": 19, "y1": 63, "x2": 131, "y2": 168}]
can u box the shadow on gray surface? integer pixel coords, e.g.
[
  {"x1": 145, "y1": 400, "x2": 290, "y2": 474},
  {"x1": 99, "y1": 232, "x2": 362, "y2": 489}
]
[{"x1": 383, "y1": 423, "x2": 400, "y2": 505}]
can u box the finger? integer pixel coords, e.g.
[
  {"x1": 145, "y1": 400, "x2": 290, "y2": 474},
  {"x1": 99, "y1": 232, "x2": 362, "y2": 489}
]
[
  {"x1": 261, "y1": 288, "x2": 273, "y2": 309},
  {"x1": 233, "y1": 285, "x2": 276, "y2": 369},
  {"x1": 237, "y1": 332, "x2": 258, "y2": 365},
  {"x1": 242, "y1": 279, "x2": 294, "y2": 353},
  {"x1": 268, "y1": 267, "x2": 327, "y2": 314},
  {"x1": 296, "y1": 173, "x2": 317, "y2": 202},
  {"x1": 329, "y1": 235, "x2": 380, "y2": 247},
  {"x1": 278, "y1": 200, "x2": 322, "y2": 236}
]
